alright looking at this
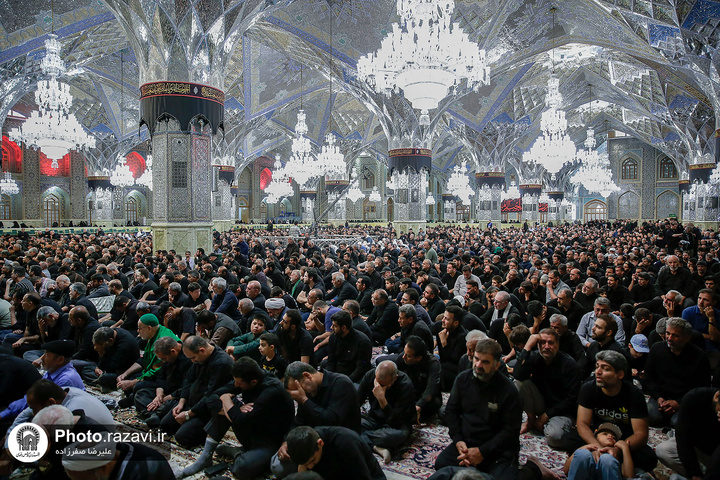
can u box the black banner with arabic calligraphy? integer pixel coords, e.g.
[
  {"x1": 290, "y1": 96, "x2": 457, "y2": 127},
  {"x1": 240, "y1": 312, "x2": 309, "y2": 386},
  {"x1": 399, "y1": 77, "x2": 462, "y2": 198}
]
[
  {"x1": 139, "y1": 82, "x2": 224, "y2": 135},
  {"x1": 388, "y1": 148, "x2": 432, "y2": 174}
]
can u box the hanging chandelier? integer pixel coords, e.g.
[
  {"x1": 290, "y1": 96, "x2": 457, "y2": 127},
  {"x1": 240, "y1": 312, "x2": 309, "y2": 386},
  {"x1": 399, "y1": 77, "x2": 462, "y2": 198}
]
[
  {"x1": 318, "y1": 133, "x2": 345, "y2": 177},
  {"x1": 136, "y1": 153, "x2": 153, "y2": 190},
  {"x1": 287, "y1": 110, "x2": 316, "y2": 187},
  {"x1": 368, "y1": 186, "x2": 382, "y2": 202},
  {"x1": 447, "y1": 161, "x2": 473, "y2": 205},
  {"x1": 503, "y1": 181, "x2": 520, "y2": 200},
  {"x1": 9, "y1": 32, "x2": 95, "y2": 166},
  {"x1": 425, "y1": 193, "x2": 436, "y2": 205},
  {"x1": 570, "y1": 129, "x2": 619, "y2": 198},
  {"x1": 357, "y1": 0, "x2": 490, "y2": 125},
  {"x1": 110, "y1": 160, "x2": 135, "y2": 188},
  {"x1": 345, "y1": 167, "x2": 365, "y2": 203},
  {"x1": 0, "y1": 172, "x2": 19, "y2": 195},
  {"x1": 265, "y1": 158, "x2": 294, "y2": 204}
]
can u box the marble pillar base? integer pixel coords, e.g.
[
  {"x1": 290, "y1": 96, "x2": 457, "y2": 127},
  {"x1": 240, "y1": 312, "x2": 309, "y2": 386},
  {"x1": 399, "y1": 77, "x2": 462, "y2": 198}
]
[
  {"x1": 393, "y1": 220, "x2": 426, "y2": 235},
  {"x1": 213, "y1": 220, "x2": 233, "y2": 233},
  {"x1": 152, "y1": 222, "x2": 213, "y2": 253}
]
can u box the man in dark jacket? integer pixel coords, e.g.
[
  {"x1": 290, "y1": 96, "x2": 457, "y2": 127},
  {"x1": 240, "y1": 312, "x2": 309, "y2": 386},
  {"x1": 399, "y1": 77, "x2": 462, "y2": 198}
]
[
  {"x1": 176, "y1": 357, "x2": 295, "y2": 480},
  {"x1": 91, "y1": 326, "x2": 140, "y2": 391},
  {"x1": 395, "y1": 335, "x2": 442, "y2": 422},
  {"x1": 323, "y1": 310, "x2": 372, "y2": 383},
  {"x1": 357, "y1": 360, "x2": 417, "y2": 464},
  {"x1": 366, "y1": 289, "x2": 400, "y2": 345}
]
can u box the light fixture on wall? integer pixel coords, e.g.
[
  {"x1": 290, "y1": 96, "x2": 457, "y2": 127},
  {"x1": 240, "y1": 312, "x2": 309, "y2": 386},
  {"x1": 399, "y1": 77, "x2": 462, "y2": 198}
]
[{"x1": 357, "y1": 0, "x2": 490, "y2": 125}]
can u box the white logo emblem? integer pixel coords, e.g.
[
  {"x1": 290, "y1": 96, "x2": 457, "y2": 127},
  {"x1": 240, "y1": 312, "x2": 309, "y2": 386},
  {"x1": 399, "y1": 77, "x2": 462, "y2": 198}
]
[{"x1": 8, "y1": 423, "x2": 49, "y2": 462}]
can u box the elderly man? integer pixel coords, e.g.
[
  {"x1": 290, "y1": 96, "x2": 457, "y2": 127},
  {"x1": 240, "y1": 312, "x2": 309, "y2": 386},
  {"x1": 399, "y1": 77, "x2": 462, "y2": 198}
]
[
  {"x1": 115, "y1": 313, "x2": 180, "y2": 402},
  {"x1": 22, "y1": 305, "x2": 72, "y2": 362},
  {"x1": 656, "y1": 254, "x2": 694, "y2": 298},
  {"x1": 513, "y1": 328, "x2": 581, "y2": 446},
  {"x1": 65, "y1": 282, "x2": 99, "y2": 319},
  {"x1": 209, "y1": 277, "x2": 241, "y2": 321},
  {"x1": 546, "y1": 270, "x2": 569, "y2": 303},
  {"x1": 480, "y1": 290, "x2": 519, "y2": 330},
  {"x1": 643, "y1": 317, "x2": 711, "y2": 426},
  {"x1": 246, "y1": 280, "x2": 267, "y2": 312},
  {"x1": 576, "y1": 297, "x2": 626, "y2": 348},
  {"x1": 454, "y1": 265, "x2": 481, "y2": 299},
  {"x1": 196, "y1": 310, "x2": 241, "y2": 349},
  {"x1": 265, "y1": 297, "x2": 288, "y2": 330},
  {"x1": 326, "y1": 271, "x2": 358, "y2": 307},
  {"x1": 550, "y1": 313, "x2": 587, "y2": 370},
  {"x1": 357, "y1": 360, "x2": 416, "y2": 464},
  {"x1": 575, "y1": 277, "x2": 600, "y2": 313},
  {"x1": 366, "y1": 289, "x2": 400, "y2": 345},
  {"x1": 548, "y1": 287, "x2": 586, "y2": 331},
  {"x1": 159, "y1": 335, "x2": 234, "y2": 447}
]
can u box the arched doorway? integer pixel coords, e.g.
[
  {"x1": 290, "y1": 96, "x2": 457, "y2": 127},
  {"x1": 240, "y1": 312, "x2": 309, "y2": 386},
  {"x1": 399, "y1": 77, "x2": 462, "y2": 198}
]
[
  {"x1": 260, "y1": 201, "x2": 267, "y2": 222},
  {"x1": 456, "y1": 202, "x2": 470, "y2": 222},
  {"x1": 387, "y1": 198, "x2": 394, "y2": 222},
  {"x1": 43, "y1": 193, "x2": 60, "y2": 227},
  {"x1": 238, "y1": 197, "x2": 249, "y2": 223},
  {"x1": 584, "y1": 199, "x2": 607, "y2": 222},
  {"x1": 125, "y1": 196, "x2": 139, "y2": 224}
]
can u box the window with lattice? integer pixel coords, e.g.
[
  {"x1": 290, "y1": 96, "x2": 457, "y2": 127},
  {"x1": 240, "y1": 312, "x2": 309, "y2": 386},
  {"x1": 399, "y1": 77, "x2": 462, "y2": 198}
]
[
  {"x1": 621, "y1": 158, "x2": 638, "y2": 180},
  {"x1": 659, "y1": 157, "x2": 677, "y2": 179},
  {"x1": 172, "y1": 161, "x2": 187, "y2": 188}
]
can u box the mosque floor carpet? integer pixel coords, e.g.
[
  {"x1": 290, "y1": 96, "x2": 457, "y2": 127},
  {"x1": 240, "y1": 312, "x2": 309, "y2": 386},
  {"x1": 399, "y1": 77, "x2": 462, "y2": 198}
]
[{"x1": 89, "y1": 386, "x2": 673, "y2": 480}]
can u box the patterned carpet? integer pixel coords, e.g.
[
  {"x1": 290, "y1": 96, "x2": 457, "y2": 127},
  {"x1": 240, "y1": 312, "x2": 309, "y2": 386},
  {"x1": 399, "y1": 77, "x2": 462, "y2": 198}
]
[{"x1": 89, "y1": 385, "x2": 673, "y2": 480}]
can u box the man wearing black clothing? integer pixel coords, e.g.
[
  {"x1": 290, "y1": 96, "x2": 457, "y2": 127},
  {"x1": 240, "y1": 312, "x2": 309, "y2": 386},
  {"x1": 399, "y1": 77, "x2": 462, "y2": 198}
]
[
  {"x1": 559, "y1": 350, "x2": 658, "y2": 473},
  {"x1": 395, "y1": 335, "x2": 442, "y2": 422},
  {"x1": 629, "y1": 272, "x2": 656, "y2": 305},
  {"x1": 643, "y1": 317, "x2": 711, "y2": 426},
  {"x1": 550, "y1": 313, "x2": 587, "y2": 372},
  {"x1": 366, "y1": 289, "x2": 400, "y2": 345},
  {"x1": 656, "y1": 255, "x2": 695, "y2": 298},
  {"x1": 177, "y1": 357, "x2": 295, "y2": 480},
  {"x1": 158, "y1": 302, "x2": 197, "y2": 341},
  {"x1": 271, "y1": 361, "x2": 362, "y2": 478},
  {"x1": 323, "y1": 310, "x2": 372, "y2": 383},
  {"x1": 286, "y1": 426, "x2": 386, "y2": 480},
  {"x1": 605, "y1": 274, "x2": 631, "y2": 311},
  {"x1": 92, "y1": 326, "x2": 140, "y2": 389},
  {"x1": 355, "y1": 276, "x2": 374, "y2": 316},
  {"x1": 69, "y1": 306, "x2": 101, "y2": 380},
  {"x1": 159, "y1": 335, "x2": 233, "y2": 447},
  {"x1": 134, "y1": 337, "x2": 191, "y2": 420},
  {"x1": 582, "y1": 314, "x2": 631, "y2": 379},
  {"x1": 656, "y1": 387, "x2": 720, "y2": 478},
  {"x1": 421, "y1": 283, "x2": 446, "y2": 320},
  {"x1": 431, "y1": 339, "x2": 544, "y2": 480},
  {"x1": 357, "y1": 361, "x2": 416, "y2": 463},
  {"x1": 512, "y1": 328, "x2": 580, "y2": 447},
  {"x1": 277, "y1": 309, "x2": 313, "y2": 364},
  {"x1": 547, "y1": 287, "x2": 586, "y2": 331},
  {"x1": 436, "y1": 305, "x2": 468, "y2": 391},
  {"x1": 0, "y1": 353, "x2": 41, "y2": 409}
]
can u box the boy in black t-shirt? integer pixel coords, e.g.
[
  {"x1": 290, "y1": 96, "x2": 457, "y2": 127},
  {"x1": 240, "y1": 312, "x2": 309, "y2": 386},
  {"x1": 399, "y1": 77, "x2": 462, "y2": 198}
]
[{"x1": 259, "y1": 332, "x2": 288, "y2": 379}]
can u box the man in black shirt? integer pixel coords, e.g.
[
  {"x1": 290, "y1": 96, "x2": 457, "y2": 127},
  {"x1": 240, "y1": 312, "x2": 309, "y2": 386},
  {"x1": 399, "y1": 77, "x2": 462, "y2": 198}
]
[
  {"x1": 366, "y1": 289, "x2": 400, "y2": 345},
  {"x1": 271, "y1": 361, "x2": 361, "y2": 478},
  {"x1": 277, "y1": 309, "x2": 313, "y2": 364},
  {"x1": 512, "y1": 328, "x2": 580, "y2": 447},
  {"x1": 656, "y1": 387, "x2": 720, "y2": 478},
  {"x1": 436, "y1": 305, "x2": 468, "y2": 391},
  {"x1": 286, "y1": 426, "x2": 386, "y2": 480},
  {"x1": 92, "y1": 326, "x2": 140, "y2": 391},
  {"x1": 643, "y1": 317, "x2": 711, "y2": 426},
  {"x1": 177, "y1": 357, "x2": 294, "y2": 480},
  {"x1": 323, "y1": 310, "x2": 372, "y2": 383},
  {"x1": 582, "y1": 314, "x2": 631, "y2": 379},
  {"x1": 431, "y1": 339, "x2": 544, "y2": 480},
  {"x1": 395, "y1": 335, "x2": 442, "y2": 422},
  {"x1": 559, "y1": 350, "x2": 657, "y2": 473},
  {"x1": 549, "y1": 313, "x2": 587, "y2": 373},
  {"x1": 357, "y1": 360, "x2": 416, "y2": 464}
]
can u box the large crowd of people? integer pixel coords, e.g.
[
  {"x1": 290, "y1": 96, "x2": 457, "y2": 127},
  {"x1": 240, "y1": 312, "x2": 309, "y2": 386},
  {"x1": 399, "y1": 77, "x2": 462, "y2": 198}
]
[{"x1": 0, "y1": 217, "x2": 718, "y2": 480}]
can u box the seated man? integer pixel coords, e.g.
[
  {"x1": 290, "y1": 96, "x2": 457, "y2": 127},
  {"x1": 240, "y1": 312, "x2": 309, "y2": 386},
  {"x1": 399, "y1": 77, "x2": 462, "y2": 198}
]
[
  {"x1": 559, "y1": 350, "x2": 658, "y2": 473},
  {"x1": 366, "y1": 289, "x2": 400, "y2": 346},
  {"x1": 512, "y1": 328, "x2": 580, "y2": 447},
  {"x1": 656, "y1": 387, "x2": 720, "y2": 479},
  {"x1": 550, "y1": 313, "x2": 587, "y2": 373},
  {"x1": 323, "y1": 310, "x2": 372, "y2": 383},
  {"x1": 642, "y1": 317, "x2": 710, "y2": 427},
  {"x1": 158, "y1": 336, "x2": 234, "y2": 447},
  {"x1": 436, "y1": 306, "x2": 468, "y2": 391},
  {"x1": 430, "y1": 339, "x2": 546, "y2": 480},
  {"x1": 357, "y1": 360, "x2": 416, "y2": 464},
  {"x1": 285, "y1": 426, "x2": 386, "y2": 480},
  {"x1": 91, "y1": 326, "x2": 141, "y2": 392},
  {"x1": 395, "y1": 335, "x2": 442, "y2": 422},
  {"x1": 196, "y1": 310, "x2": 241, "y2": 349},
  {"x1": 582, "y1": 315, "x2": 631, "y2": 379},
  {"x1": 576, "y1": 297, "x2": 626, "y2": 349},
  {"x1": 176, "y1": 357, "x2": 294, "y2": 480}
]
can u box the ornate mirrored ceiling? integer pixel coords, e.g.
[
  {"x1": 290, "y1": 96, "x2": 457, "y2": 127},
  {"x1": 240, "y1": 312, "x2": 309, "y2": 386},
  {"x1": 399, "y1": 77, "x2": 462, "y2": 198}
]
[{"x1": 1, "y1": 0, "x2": 719, "y2": 186}]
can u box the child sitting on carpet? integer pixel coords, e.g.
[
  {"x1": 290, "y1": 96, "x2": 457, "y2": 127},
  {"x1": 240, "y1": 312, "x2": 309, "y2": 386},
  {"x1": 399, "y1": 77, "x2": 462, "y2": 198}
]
[
  {"x1": 564, "y1": 423, "x2": 633, "y2": 480},
  {"x1": 258, "y1": 332, "x2": 287, "y2": 379}
]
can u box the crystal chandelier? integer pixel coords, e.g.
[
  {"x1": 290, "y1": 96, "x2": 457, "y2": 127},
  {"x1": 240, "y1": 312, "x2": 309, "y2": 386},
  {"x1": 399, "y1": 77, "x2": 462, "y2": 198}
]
[
  {"x1": 357, "y1": 0, "x2": 490, "y2": 125},
  {"x1": 503, "y1": 181, "x2": 520, "y2": 200},
  {"x1": 425, "y1": 193, "x2": 436, "y2": 205},
  {"x1": 345, "y1": 167, "x2": 365, "y2": 203},
  {"x1": 368, "y1": 186, "x2": 382, "y2": 202},
  {"x1": 286, "y1": 110, "x2": 316, "y2": 187},
  {"x1": 447, "y1": 161, "x2": 473, "y2": 205},
  {"x1": 570, "y1": 128, "x2": 619, "y2": 198},
  {"x1": 110, "y1": 160, "x2": 135, "y2": 188},
  {"x1": 318, "y1": 133, "x2": 345, "y2": 177},
  {"x1": 9, "y1": 33, "x2": 95, "y2": 166},
  {"x1": 524, "y1": 76, "x2": 576, "y2": 177},
  {"x1": 539, "y1": 191, "x2": 550, "y2": 204},
  {"x1": 0, "y1": 172, "x2": 20, "y2": 195},
  {"x1": 265, "y1": 158, "x2": 294, "y2": 204},
  {"x1": 136, "y1": 153, "x2": 153, "y2": 190}
]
